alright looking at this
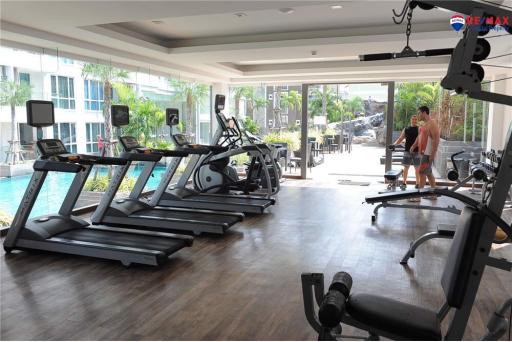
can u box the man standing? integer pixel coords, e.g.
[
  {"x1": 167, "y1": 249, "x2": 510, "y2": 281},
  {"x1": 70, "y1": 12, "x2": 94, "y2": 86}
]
[
  {"x1": 393, "y1": 115, "x2": 419, "y2": 188},
  {"x1": 410, "y1": 106, "x2": 440, "y2": 199}
]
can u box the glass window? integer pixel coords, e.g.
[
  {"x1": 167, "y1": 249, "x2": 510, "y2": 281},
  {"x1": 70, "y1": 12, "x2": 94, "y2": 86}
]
[
  {"x1": 53, "y1": 123, "x2": 77, "y2": 153},
  {"x1": 199, "y1": 122, "x2": 210, "y2": 144},
  {"x1": 19, "y1": 73, "x2": 30, "y2": 85},
  {"x1": 51, "y1": 75, "x2": 75, "y2": 109},
  {"x1": 86, "y1": 123, "x2": 106, "y2": 153},
  {"x1": 84, "y1": 79, "x2": 104, "y2": 111}
]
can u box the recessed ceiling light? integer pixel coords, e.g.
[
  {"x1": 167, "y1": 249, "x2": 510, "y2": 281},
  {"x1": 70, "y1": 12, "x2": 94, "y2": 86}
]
[
  {"x1": 151, "y1": 20, "x2": 164, "y2": 25},
  {"x1": 331, "y1": 5, "x2": 343, "y2": 10},
  {"x1": 234, "y1": 12, "x2": 247, "y2": 18},
  {"x1": 278, "y1": 8, "x2": 295, "y2": 14}
]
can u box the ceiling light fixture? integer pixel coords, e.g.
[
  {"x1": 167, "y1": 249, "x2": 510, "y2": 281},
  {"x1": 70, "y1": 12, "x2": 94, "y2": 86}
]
[
  {"x1": 234, "y1": 12, "x2": 247, "y2": 18},
  {"x1": 278, "y1": 8, "x2": 295, "y2": 14},
  {"x1": 331, "y1": 5, "x2": 343, "y2": 10},
  {"x1": 151, "y1": 20, "x2": 164, "y2": 25}
]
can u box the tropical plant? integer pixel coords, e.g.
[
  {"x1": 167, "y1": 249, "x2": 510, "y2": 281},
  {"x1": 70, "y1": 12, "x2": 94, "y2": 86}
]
[
  {"x1": 0, "y1": 67, "x2": 32, "y2": 164},
  {"x1": 231, "y1": 86, "x2": 269, "y2": 119},
  {"x1": 81, "y1": 63, "x2": 129, "y2": 157},
  {"x1": 231, "y1": 153, "x2": 251, "y2": 166},
  {"x1": 84, "y1": 175, "x2": 136, "y2": 192},
  {"x1": 113, "y1": 84, "x2": 166, "y2": 146},
  {"x1": 344, "y1": 96, "x2": 364, "y2": 116},
  {"x1": 280, "y1": 90, "x2": 302, "y2": 112},
  {"x1": 394, "y1": 82, "x2": 441, "y2": 130},
  {"x1": 308, "y1": 129, "x2": 325, "y2": 145},
  {"x1": 442, "y1": 92, "x2": 486, "y2": 141},
  {"x1": 243, "y1": 117, "x2": 261, "y2": 135},
  {"x1": 263, "y1": 131, "x2": 300, "y2": 151},
  {"x1": 148, "y1": 140, "x2": 173, "y2": 150},
  {"x1": 0, "y1": 210, "x2": 13, "y2": 227},
  {"x1": 308, "y1": 86, "x2": 341, "y2": 122},
  {"x1": 170, "y1": 79, "x2": 209, "y2": 140}
]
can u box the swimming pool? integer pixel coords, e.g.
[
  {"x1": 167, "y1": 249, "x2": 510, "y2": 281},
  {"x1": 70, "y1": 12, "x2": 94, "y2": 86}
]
[{"x1": 0, "y1": 165, "x2": 168, "y2": 219}]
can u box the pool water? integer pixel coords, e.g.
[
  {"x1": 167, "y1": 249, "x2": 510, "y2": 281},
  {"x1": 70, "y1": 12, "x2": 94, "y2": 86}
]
[{"x1": 0, "y1": 165, "x2": 167, "y2": 218}]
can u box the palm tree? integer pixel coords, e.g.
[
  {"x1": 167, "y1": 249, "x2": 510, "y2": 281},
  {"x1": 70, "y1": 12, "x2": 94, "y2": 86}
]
[
  {"x1": 231, "y1": 86, "x2": 268, "y2": 119},
  {"x1": 81, "y1": 63, "x2": 128, "y2": 157},
  {"x1": 113, "y1": 84, "x2": 164, "y2": 145},
  {"x1": 170, "y1": 79, "x2": 209, "y2": 142},
  {"x1": 344, "y1": 96, "x2": 364, "y2": 116},
  {"x1": 0, "y1": 67, "x2": 31, "y2": 164},
  {"x1": 309, "y1": 86, "x2": 340, "y2": 122},
  {"x1": 280, "y1": 90, "x2": 302, "y2": 112},
  {"x1": 232, "y1": 86, "x2": 251, "y2": 117}
]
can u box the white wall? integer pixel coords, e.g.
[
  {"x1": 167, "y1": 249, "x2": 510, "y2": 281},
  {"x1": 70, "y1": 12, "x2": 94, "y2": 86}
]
[{"x1": 487, "y1": 75, "x2": 512, "y2": 150}]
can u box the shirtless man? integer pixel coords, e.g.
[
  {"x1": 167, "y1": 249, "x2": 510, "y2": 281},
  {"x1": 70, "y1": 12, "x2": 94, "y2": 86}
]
[{"x1": 410, "y1": 106, "x2": 440, "y2": 199}]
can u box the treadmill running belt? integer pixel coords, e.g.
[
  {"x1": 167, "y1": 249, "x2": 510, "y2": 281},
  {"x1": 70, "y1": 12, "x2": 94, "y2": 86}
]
[
  {"x1": 57, "y1": 229, "x2": 186, "y2": 254},
  {"x1": 138, "y1": 209, "x2": 241, "y2": 224},
  {"x1": 187, "y1": 195, "x2": 274, "y2": 206}
]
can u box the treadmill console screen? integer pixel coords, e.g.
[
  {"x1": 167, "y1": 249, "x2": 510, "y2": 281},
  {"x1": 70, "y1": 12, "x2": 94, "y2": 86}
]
[
  {"x1": 173, "y1": 134, "x2": 189, "y2": 146},
  {"x1": 119, "y1": 136, "x2": 141, "y2": 151},
  {"x1": 36, "y1": 139, "x2": 68, "y2": 156},
  {"x1": 111, "y1": 105, "x2": 130, "y2": 127},
  {"x1": 27, "y1": 100, "x2": 55, "y2": 127},
  {"x1": 215, "y1": 94, "x2": 225, "y2": 113}
]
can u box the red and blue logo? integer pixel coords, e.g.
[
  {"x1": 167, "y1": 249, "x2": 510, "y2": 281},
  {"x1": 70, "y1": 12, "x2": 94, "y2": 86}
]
[{"x1": 450, "y1": 15, "x2": 465, "y2": 31}]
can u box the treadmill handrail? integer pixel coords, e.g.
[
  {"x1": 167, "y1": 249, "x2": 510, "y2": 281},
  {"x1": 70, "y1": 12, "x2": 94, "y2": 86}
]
[
  {"x1": 33, "y1": 160, "x2": 83, "y2": 173},
  {"x1": 120, "y1": 151, "x2": 162, "y2": 162}
]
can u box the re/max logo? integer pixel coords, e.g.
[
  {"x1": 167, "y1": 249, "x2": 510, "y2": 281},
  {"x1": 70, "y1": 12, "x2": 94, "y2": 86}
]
[{"x1": 466, "y1": 16, "x2": 509, "y2": 26}]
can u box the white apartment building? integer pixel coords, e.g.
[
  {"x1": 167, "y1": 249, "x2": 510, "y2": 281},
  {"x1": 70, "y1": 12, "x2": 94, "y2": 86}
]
[{"x1": 0, "y1": 47, "x2": 212, "y2": 164}]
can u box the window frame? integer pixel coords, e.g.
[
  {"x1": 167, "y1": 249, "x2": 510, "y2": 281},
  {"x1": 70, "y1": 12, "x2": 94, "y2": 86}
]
[
  {"x1": 53, "y1": 122, "x2": 77, "y2": 153},
  {"x1": 85, "y1": 122, "x2": 106, "y2": 153},
  {"x1": 84, "y1": 79, "x2": 104, "y2": 111},
  {"x1": 51, "y1": 75, "x2": 75, "y2": 109}
]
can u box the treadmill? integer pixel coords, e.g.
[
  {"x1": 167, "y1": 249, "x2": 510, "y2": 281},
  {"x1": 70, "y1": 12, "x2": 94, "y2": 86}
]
[
  {"x1": 90, "y1": 105, "x2": 244, "y2": 235},
  {"x1": 149, "y1": 104, "x2": 276, "y2": 214},
  {"x1": 3, "y1": 100, "x2": 192, "y2": 267}
]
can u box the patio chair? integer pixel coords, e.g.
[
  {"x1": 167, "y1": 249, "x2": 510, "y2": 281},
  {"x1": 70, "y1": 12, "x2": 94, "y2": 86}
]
[{"x1": 290, "y1": 142, "x2": 313, "y2": 173}]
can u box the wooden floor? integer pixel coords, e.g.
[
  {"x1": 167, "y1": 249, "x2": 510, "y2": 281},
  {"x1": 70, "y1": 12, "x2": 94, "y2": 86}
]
[{"x1": 1, "y1": 179, "x2": 511, "y2": 340}]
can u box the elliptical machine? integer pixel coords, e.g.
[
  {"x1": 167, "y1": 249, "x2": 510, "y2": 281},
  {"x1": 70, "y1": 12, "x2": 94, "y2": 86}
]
[{"x1": 193, "y1": 95, "x2": 280, "y2": 196}]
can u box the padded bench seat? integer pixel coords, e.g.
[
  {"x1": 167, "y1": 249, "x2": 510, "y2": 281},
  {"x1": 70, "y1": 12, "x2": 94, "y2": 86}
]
[
  {"x1": 384, "y1": 169, "x2": 403, "y2": 181},
  {"x1": 346, "y1": 293, "x2": 442, "y2": 341}
]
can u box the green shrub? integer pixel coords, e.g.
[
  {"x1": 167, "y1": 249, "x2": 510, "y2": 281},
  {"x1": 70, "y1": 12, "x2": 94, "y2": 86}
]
[
  {"x1": 84, "y1": 175, "x2": 136, "y2": 192},
  {"x1": 323, "y1": 127, "x2": 337, "y2": 136},
  {"x1": 231, "y1": 153, "x2": 250, "y2": 166},
  {"x1": 0, "y1": 210, "x2": 13, "y2": 227},
  {"x1": 308, "y1": 129, "x2": 325, "y2": 144},
  {"x1": 148, "y1": 140, "x2": 174, "y2": 150},
  {"x1": 263, "y1": 131, "x2": 300, "y2": 151},
  {"x1": 243, "y1": 117, "x2": 261, "y2": 135}
]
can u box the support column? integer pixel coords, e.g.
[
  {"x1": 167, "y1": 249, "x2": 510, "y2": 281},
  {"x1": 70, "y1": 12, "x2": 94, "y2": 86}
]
[
  {"x1": 385, "y1": 82, "x2": 395, "y2": 172},
  {"x1": 301, "y1": 84, "x2": 309, "y2": 179}
]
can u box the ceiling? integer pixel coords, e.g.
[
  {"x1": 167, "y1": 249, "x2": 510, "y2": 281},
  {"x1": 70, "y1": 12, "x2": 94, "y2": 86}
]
[{"x1": 1, "y1": 0, "x2": 511, "y2": 84}]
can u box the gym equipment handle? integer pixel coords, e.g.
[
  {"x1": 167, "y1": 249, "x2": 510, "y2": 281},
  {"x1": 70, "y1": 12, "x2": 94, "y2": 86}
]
[{"x1": 318, "y1": 272, "x2": 353, "y2": 328}]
